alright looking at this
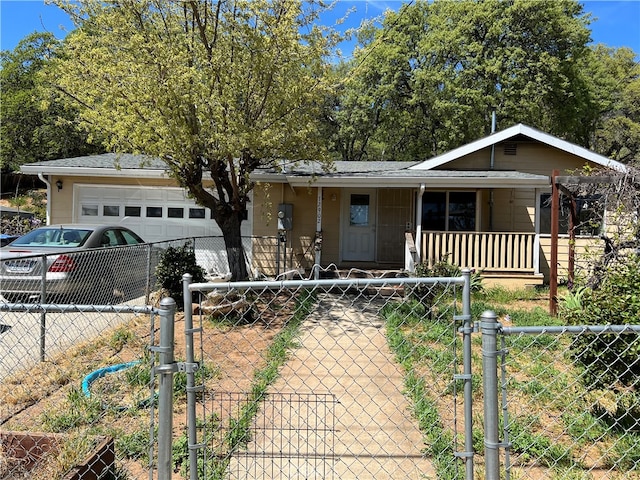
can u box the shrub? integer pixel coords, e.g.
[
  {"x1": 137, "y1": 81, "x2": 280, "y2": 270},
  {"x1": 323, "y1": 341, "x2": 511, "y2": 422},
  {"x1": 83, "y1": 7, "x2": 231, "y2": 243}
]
[
  {"x1": 412, "y1": 256, "x2": 483, "y2": 309},
  {"x1": 562, "y1": 253, "x2": 640, "y2": 392},
  {"x1": 155, "y1": 241, "x2": 206, "y2": 310}
]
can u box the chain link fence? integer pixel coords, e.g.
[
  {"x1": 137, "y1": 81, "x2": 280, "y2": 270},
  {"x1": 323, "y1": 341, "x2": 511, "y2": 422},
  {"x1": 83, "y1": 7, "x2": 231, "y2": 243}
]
[
  {"x1": 1, "y1": 235, "x2": 639, "y2": 479},
  {"x1": 481, "y1": 313, "x2": 640, "y2": 480}
]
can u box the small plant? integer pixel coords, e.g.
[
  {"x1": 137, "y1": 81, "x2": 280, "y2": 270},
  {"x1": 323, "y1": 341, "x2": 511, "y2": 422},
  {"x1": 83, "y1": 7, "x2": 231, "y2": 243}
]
[
  {"x1": 40, "y1": 386, "x2": 103, "y2": 432},
  {"x1": 412, "y1": 257, "x2": 483, "y2": 314},
  {"x1": 155, "y1": 241, "x2": 207, "y2": 309}
]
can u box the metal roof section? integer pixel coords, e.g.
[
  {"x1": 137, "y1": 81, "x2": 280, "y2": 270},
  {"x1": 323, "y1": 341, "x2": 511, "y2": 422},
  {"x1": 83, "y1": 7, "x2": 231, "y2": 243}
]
[{"x1": 409, "y1": 123, "x2": 628, "y2": 173}]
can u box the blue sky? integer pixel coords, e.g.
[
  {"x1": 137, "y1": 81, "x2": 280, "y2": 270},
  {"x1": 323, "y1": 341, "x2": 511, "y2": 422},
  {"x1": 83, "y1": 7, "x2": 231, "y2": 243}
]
[{"x1": 1, "y1": 0, "x2": 639, "y2": 58}]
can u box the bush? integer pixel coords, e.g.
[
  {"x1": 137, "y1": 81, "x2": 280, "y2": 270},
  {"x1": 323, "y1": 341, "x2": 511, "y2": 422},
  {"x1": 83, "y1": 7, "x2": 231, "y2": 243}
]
[
  {"x1": 562, "y1": 253, "x2": 640, "y2": 392},
  {"x1": 412, "y1": 257, "x2": 483, "y2": 303},
  {"x1": 155, "y1": 242, "x2": 206, "y2": 310}
]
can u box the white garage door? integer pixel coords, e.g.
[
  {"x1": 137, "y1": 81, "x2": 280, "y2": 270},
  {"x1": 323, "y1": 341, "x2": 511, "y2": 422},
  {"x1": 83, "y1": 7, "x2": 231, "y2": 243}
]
[{"x1": 73, "y1": 184, "x2": 253, "y2": 275}]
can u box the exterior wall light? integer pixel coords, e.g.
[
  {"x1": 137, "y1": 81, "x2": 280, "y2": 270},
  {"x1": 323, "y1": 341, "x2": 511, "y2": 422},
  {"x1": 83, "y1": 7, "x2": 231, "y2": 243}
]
[{"x1": 56, "y1": 179, "x2": 63, "y2": 191}]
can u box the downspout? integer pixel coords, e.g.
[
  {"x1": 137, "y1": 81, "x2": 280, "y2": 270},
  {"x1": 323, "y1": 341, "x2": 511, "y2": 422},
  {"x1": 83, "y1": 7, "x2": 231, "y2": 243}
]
[
  {"x1": 38, "y1": 173, "x2": 51, "y2": 225},
  {"x1": 414, "y1": 183, "x2": 426, "y2": 266}
]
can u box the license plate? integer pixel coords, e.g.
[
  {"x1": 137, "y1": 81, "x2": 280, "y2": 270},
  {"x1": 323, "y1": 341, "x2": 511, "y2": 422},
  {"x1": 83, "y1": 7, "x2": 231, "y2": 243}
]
[{"x1": 5, "y1": 260, "x2": 35, "y2": 273}]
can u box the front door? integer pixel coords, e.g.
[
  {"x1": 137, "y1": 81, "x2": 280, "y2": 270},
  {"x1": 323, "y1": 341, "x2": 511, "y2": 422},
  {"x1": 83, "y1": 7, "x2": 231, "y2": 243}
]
[{"x1": 342, "y1": 189, "x2": 376, "y2": 262}]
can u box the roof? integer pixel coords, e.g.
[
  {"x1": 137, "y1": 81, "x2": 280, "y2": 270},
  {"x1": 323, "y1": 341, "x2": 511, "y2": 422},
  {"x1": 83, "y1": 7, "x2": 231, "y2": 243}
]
[
  {"x1": 19, "y1": 124, "x2": 623, "y2": 188},
  {"x1": 410, "y1": 123, "x2": 627, "y2": 172},
  {"x1": 20, "y1": 153, "x2": 167, "y2": 178}
]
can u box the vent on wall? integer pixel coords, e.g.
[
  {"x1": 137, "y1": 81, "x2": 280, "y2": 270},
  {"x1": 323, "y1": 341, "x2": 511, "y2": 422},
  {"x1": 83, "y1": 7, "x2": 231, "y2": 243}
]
[{"x1": 504, "y1": 143, "x2": 517, "y2": 155}]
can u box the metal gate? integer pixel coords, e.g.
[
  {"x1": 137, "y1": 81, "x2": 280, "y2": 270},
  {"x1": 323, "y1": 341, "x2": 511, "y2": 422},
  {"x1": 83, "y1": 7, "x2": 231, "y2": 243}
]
[{"x1": 165, "y1": 273, "x2": 473, "y2": 479}]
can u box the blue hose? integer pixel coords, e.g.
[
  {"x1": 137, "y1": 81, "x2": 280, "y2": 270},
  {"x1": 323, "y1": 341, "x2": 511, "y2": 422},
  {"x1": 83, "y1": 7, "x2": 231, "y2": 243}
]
[{"x1": 82, "y1": 361, "x2": 141, "y2": 397}]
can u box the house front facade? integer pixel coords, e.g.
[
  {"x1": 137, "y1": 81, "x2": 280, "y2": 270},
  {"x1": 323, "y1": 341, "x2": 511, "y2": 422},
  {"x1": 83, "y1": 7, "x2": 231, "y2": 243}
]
[{"x1": 19, "y1": 124, "x2": 626, "y2": 286}]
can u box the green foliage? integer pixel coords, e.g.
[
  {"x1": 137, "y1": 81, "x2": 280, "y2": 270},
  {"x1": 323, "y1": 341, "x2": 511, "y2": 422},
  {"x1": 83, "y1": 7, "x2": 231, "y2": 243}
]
[
  {"x1": 411, "y1": 258, "x2": 483, "y2": 313},
  {"x1": 507, "y1": 416, "x2": 573, "y2": 467},
  {"x1": 50, "y1": 0, "x2": 338, "y2": 280},
  {"x1": 563, "y1": 254, "x2": 640, "y2": 392},
  {"x1": 326, "y1": 0, "x2": 610, "y2": 161},
  {"x1": 116, "y1": 427, "x2": 151, "y2": 460},
  {"x1": 607, "y1": 431, "x2": 640, "y2": 471},
  {"x1": 385, "y1": 312, "x2": 457, "y2": 478},
  {"x1": 40, "y1": 386, "x2": 103, "y2": 432},
  {"x1": 155, "y1": 242, "x2": 206, "y2": 310},
  {"x1": 0, "y1": 32, "x2": 101, "y2": 172},
  {"x1": 587, "y1": 46, "x2": 640, "y2": 164}
]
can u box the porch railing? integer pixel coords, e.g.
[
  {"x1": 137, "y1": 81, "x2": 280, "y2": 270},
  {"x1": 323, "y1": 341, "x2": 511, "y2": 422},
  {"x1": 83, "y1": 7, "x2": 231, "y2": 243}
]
[{"x1": 421, "y1": 231, "x2": 536, "y2": 273}]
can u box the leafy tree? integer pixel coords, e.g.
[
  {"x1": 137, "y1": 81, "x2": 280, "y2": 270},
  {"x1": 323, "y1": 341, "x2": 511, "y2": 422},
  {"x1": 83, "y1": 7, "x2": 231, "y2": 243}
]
[
  {"x1": 586, "y1": 46, "x2": 640, "y2": 164},
  {"x1": 50, "y1": 0, "x2": 335, "y2": 280},
  {"x1": 328, "y1": 0, "x2": 596, "y2": 161},
  {"x1": 0, "y1": 32, "x2": 101, "y2": 172}
]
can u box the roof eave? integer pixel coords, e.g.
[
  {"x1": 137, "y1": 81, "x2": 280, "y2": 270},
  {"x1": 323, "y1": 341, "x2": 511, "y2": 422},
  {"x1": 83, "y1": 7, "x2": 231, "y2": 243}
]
[{"x1": 20, "y1": 165, "x2": 168, "y2": 178}]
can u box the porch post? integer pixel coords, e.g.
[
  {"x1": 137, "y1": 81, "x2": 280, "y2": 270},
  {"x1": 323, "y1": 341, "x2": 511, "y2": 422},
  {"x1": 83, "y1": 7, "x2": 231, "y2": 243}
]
[
  {"x1": 533, "y1": 189, "x2": 541, "y2": 275},
  {"x1": 314, "y1": 186, "x2": 322, "y2": 280},
  {"x1": 414, "y1": 184, "x2": 425, "y2": 267},
  {"x1": 550, "y1": 170, "x2": 559, "y2": 315}
]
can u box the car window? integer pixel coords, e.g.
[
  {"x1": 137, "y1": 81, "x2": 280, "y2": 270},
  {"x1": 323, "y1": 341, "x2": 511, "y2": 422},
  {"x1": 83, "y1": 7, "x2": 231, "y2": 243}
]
[
  {"x1": 101, "y1": 230, "x2": 120, "y2": 247},
  {"x1": 10, "y1": 228, "x2": 91, "y2": 247},
  {"x1": 120, "y1": 229, "x2": 144, "y2": 245}
]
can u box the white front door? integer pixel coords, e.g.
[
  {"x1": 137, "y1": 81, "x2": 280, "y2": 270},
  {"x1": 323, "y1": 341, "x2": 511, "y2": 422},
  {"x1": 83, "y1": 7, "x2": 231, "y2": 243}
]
[{"x1": 342, "y1": 189, "x2": 376, "y2": 262}]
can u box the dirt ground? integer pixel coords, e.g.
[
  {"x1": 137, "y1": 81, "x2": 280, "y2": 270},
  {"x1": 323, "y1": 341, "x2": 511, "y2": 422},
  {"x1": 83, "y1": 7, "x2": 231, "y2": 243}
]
[{"x1": 0, "y1": 297, "x2": 286, "y2": 479}]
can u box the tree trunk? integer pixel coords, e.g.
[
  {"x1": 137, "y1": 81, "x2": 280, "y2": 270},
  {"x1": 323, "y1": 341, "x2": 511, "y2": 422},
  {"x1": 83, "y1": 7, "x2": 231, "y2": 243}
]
[{"x1": 218, "y1": 211, "x2": 249, "y2": 281}]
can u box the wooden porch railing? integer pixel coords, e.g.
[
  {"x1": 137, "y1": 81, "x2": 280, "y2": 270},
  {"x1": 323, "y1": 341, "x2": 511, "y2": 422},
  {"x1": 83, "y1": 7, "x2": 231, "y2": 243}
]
[{"x1": 421, "y1": 231, "x2": 536, "y2": 273}]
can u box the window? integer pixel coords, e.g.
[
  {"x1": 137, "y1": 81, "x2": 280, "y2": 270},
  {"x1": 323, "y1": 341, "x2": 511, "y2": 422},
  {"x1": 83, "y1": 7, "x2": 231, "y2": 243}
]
[
  {"x1": 539, "y1": 193, "x2": 603, "y2": 236},
  {"x1": 81, "y1": 205, "x2": 99, "y2": 216},
  {"x1": 146, "y1": 206, "x2": 163, "y2": 218},
  {"x1": 422, "y1": 191, "x2": 476, "y2": 231},
  {"x1": 124, "y1": 206, "x2": 141, "y2": 217},
  {"x1": 189, "y1": 208, "x2": 205, "y2": 219},
  {"x1": 168, "y1": 207, "x2": 184, "y2": 218},
  {"x1": 103, "y1": 205, "x2": 120, "y2": 217},
  {"x1": 350, "y1": 194, "x2": 370, "y2": 226}
]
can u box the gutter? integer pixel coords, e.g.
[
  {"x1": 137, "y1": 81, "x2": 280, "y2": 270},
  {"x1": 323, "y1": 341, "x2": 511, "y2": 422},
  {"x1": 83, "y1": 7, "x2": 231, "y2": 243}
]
[{"x1": 22, "y1": 166, "x2": 167, "y2": 179}]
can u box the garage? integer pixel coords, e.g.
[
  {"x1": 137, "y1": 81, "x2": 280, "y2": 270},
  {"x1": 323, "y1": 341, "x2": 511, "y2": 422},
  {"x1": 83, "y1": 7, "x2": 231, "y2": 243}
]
[{"x1": 73, "y1": 184, "x2": 253, "y2": 243}]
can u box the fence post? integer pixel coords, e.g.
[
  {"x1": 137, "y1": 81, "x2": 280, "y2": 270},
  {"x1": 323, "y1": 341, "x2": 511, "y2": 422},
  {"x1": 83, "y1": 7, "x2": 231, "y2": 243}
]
[
  {"x1": 481, "y1": 310, "x2": 501, "y2": 480},
  {"x1": 461, "y1": 269, "x2": 474, "y2": 480},
  {"x1": 39, "y1": 254, "x2": 47, "y2": 362},
  {"x1": 156, "y1": 297, "x2": 177, "y2": 480},
  {"x1": 183, "y1": 273, "x2": 200, "y2": 480}
]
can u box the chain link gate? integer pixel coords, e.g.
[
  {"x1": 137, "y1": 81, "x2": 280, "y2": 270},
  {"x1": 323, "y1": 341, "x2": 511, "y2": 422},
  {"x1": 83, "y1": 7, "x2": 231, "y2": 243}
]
[{"x1": 163, "y1": 272, "x2": 473, "y2": 480}]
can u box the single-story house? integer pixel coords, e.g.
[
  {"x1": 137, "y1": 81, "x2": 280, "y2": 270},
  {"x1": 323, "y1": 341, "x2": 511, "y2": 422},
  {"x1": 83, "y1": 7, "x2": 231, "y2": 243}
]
[{"x1": 19, "y1": 123, "x2": 626, "y2": 287}]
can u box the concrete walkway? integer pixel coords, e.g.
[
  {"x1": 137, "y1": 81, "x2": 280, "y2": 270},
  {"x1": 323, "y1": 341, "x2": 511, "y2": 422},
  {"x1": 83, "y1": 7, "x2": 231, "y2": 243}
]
[{"x1": 230, "y1": 293, "x2": 436, "y2": 479}]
